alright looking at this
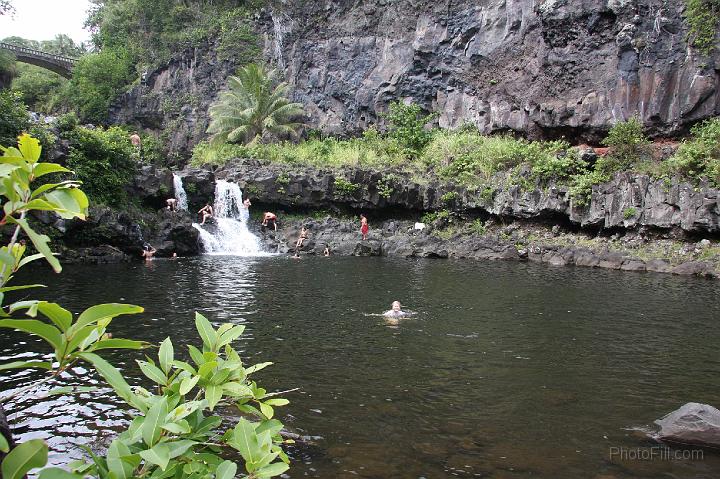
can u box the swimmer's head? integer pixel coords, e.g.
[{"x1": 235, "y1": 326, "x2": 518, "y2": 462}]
[{"x1": 392, "y1": 301, "x2": 401, "y2": 311}]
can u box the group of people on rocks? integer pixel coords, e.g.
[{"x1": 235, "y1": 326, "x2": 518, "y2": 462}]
[{"x1": 154, "y1": 187, "x2": 373, "y2": 260}]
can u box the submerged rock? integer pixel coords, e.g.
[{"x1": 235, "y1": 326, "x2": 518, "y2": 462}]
[{"x1": 654, "y1": 403, "x2": 720, "y2": 448}]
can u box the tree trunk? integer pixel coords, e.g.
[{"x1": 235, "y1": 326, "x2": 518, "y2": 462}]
[{"x1": 0, "y1": 402, "x2": 14, "y2": 462}]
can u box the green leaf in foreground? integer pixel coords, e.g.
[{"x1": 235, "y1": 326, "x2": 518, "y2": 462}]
[{"x1": 1, "y1": 439, "x2": 48, "y2": 479}]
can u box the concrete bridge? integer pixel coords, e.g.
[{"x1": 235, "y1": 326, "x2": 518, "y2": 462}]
[{"x1": 0, "y1": 42, "x2": 76, "y2": 78}]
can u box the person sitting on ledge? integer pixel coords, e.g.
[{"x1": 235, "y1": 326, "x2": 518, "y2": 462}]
[
  {"x1": 198, "y1": 203, "x2": 213, "y2": 225},
  {"x1": 383, "y1": 301, "x2": 407, "y2": 318},
  {"x1": 295, "y1": 225, "x2": 309, "y2": 249}
]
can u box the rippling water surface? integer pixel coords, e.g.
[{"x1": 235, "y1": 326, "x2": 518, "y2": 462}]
[{"x1": 1, "y1": 256, "x2": 720, "y2": 478}]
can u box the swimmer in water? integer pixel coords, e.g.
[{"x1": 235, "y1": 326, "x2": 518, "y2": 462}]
[
  {"x1": 383, "y1": 301, "x2": 406, "y2": 318},
  {"x1": 141, "y1": 244, "x2": 157, "y2": 261}
]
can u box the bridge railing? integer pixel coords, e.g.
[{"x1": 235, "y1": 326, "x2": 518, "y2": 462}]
[{"x1": 0, "y1": 42, "x2": 77, "y2": 65}]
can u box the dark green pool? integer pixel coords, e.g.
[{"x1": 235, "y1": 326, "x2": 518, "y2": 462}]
[{"x1": 2, "y1": 256, "x2": 719, "y2": 478}]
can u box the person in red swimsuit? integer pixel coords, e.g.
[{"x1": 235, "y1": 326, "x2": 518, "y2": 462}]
[{"x1": 360, "y1": 214, "x2": 369, "y2": 240}]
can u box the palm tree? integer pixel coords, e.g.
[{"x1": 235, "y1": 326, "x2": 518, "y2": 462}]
[{"x1": 207, "y1": 63, "x2": 304, "y2": 145}]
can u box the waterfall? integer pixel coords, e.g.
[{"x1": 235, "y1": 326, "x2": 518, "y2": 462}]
[
  {"x1": 193, "y1": 180, "x2": 265, "y2": 256},
  {"x1": 173, "y1": 174, "x2": 188, "y2": 211},
  {"x1": 271, "y1": 11, "x2": 292, "y2": 70}
]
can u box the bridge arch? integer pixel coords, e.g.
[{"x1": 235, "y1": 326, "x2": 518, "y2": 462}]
[{"x1": 0, "y1": 42, "x2": 76, "y2": 79}]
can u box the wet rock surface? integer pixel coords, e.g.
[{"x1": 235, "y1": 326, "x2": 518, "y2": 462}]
[
  {"x1": 252, "y1": 215, "x2": 717, "y2": 278},
  {"x1": 52, "y1": 206, "x2": 200, "y2": 263},
  {"x1": 654, "y1": 403, "x2": 720, "y2": 448}
]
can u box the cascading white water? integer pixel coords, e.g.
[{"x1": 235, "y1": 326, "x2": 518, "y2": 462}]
[
  {"x1": 173, "y1": 174, "x2": 188, "y2": 211},
  {"x1": 193, "y1": 180, "x2": 265, "y2": 255}
]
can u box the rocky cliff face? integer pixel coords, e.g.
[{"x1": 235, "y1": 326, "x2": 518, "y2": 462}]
[
  {"x1": 110, "y1": 0, "x2": 720, "y2": 158},
  {"x1": 265, "y1": 0, "x2": 719, "y2": 141},
  {"x1": 108, "y1": 42, "x2": 237, "y2": 163},
  {"x1": 186, "y1": 160, "x2": 720, "y2": 235}
]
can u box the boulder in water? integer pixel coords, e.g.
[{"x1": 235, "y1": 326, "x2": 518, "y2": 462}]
[{"x1": 653, "y1": 402, "x2": 720, "y2": 448}]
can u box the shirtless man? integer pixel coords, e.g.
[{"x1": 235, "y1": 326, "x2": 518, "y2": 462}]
[
  {"x1": 166, "y1": 198, "x2": 177, "y2": 211},
  {"x1": 198, "y1": 204, "x2": 214, "y2": 225},
  {"x1": 262, "y1": 212, "x2": 278, "y2": 231}
]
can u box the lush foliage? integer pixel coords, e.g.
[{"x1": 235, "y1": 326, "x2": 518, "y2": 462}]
[
  {"x1": 65, "y1": 48, "x2": 135, "y2": 123},
  {"x1": 383, "y1": 101, "x2": 437, "y2": 157},
  {"x1": 664, "y1": 117, "x2": 720, "y2": 186},
  {"x1": 0, "y1": 135, "x2": 291, "y2": 479},
  {"x1": 68, "y1": 314, "x2": 291, "y2": 479},
  {"x1": 424, "y1": 129, "x2": 569, "y2": 184},
  {"x1": 87, "y1": 0, "x2": 262, "y2": 73},
  {"x1": 65, "y1": 126, "x2": 142, "y2": 206},
  {"x1": 11, "y1": 64, "x2": 68, "y2": 112},
  {"x1": 601, "y1": 117, "x2": 650, "y2": 168},
  {"x1": 0, "y1": 90, "x2": 30, "y2": 149},
  {"x1": 207, "y1": 64, "x2": 305, "y2": 145},
  {"x1": 333, "y1": 178, "x2": 360, "y2": 195},
  {"x1": 684, "y1": 0, "x2": 720, "y2": 55}
]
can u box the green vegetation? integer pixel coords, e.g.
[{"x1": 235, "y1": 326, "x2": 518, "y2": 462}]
[
  {"x1": 421, "y1": 209, "x2": 451, "y2": 224},
  {"x1": 470, "y1": 219, "x2": 487, "y2": 235},
  {"x1": 440, "y1": 191, "x2": 458, "y2": 204},
  {"x1": 0, "y1": 90, "x2": 29, "y2": 148},
  {"x1": 567, "y1": 118, "x2": 651, "y2": 205},
  {"x1": 65, "y1": 125, "x2": 160, "y2": 207},
  {"x1": 0, "y1": 134, "x2": 291, "y2": 478},
  {"x1": 684, "y1": 0, "x2": 720, "y2": 55},
  {"x1": 623, "y1": 207, "x2": 637, "y2": 219},
  {"x1": 663, "y1": 117, "x2": 720, "y2": 186},
  {"x1": 208, "y1": 64, "x2": 304, "y2": 145},
  {"x1": 333, "y1": 178, "x2": 361, "y2": 195},
  {"x1": 65, "y1": 48, "x2": 135, "y2": 123},
  {"x1": 376, "y1": 174, "x2": 397, "y2": 199},
  {"x1": 88, "y1": 0, "x2": 262, "y2": 73},
  {"x1": 384, "y1": 101, "x2": 437, "y2": 158},
  {"x1": 11, "y1": 65, "x2": 68, "y2": 112}
]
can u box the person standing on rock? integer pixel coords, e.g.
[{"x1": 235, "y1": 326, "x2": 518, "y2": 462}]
[
  {"x1": 166, "y1": 198, "x2": 177, "y2": 211},
  {"x1": 240, "y1": 197, "x2": 251, "y2": 223},
  {"x1": 262, "y1": 212, "x2": 278, "y2": 231},
  {"x1": 360, "y1": 214, "x2": 369, "y2": 240},
  {"x1": 129, "y1": 132, "x2": 143, "y2": 161}
]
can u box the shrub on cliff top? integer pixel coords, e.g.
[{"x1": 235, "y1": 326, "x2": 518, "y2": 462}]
[
  {"x1": 383, "y1": 101, "x2": 437, "y2": 158},
  {"x1": 65, "y1": 48, "x2": 135, "y2": 123},
  {"x1": 684, "y1": 0, "x2": 720, "y2": 55},
  {"x1": 602, "y1": 117, "x2": 651, "y2": 168},
  {"x1": 664, "y1": 117, "x2": 720, "y2": 186}
]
